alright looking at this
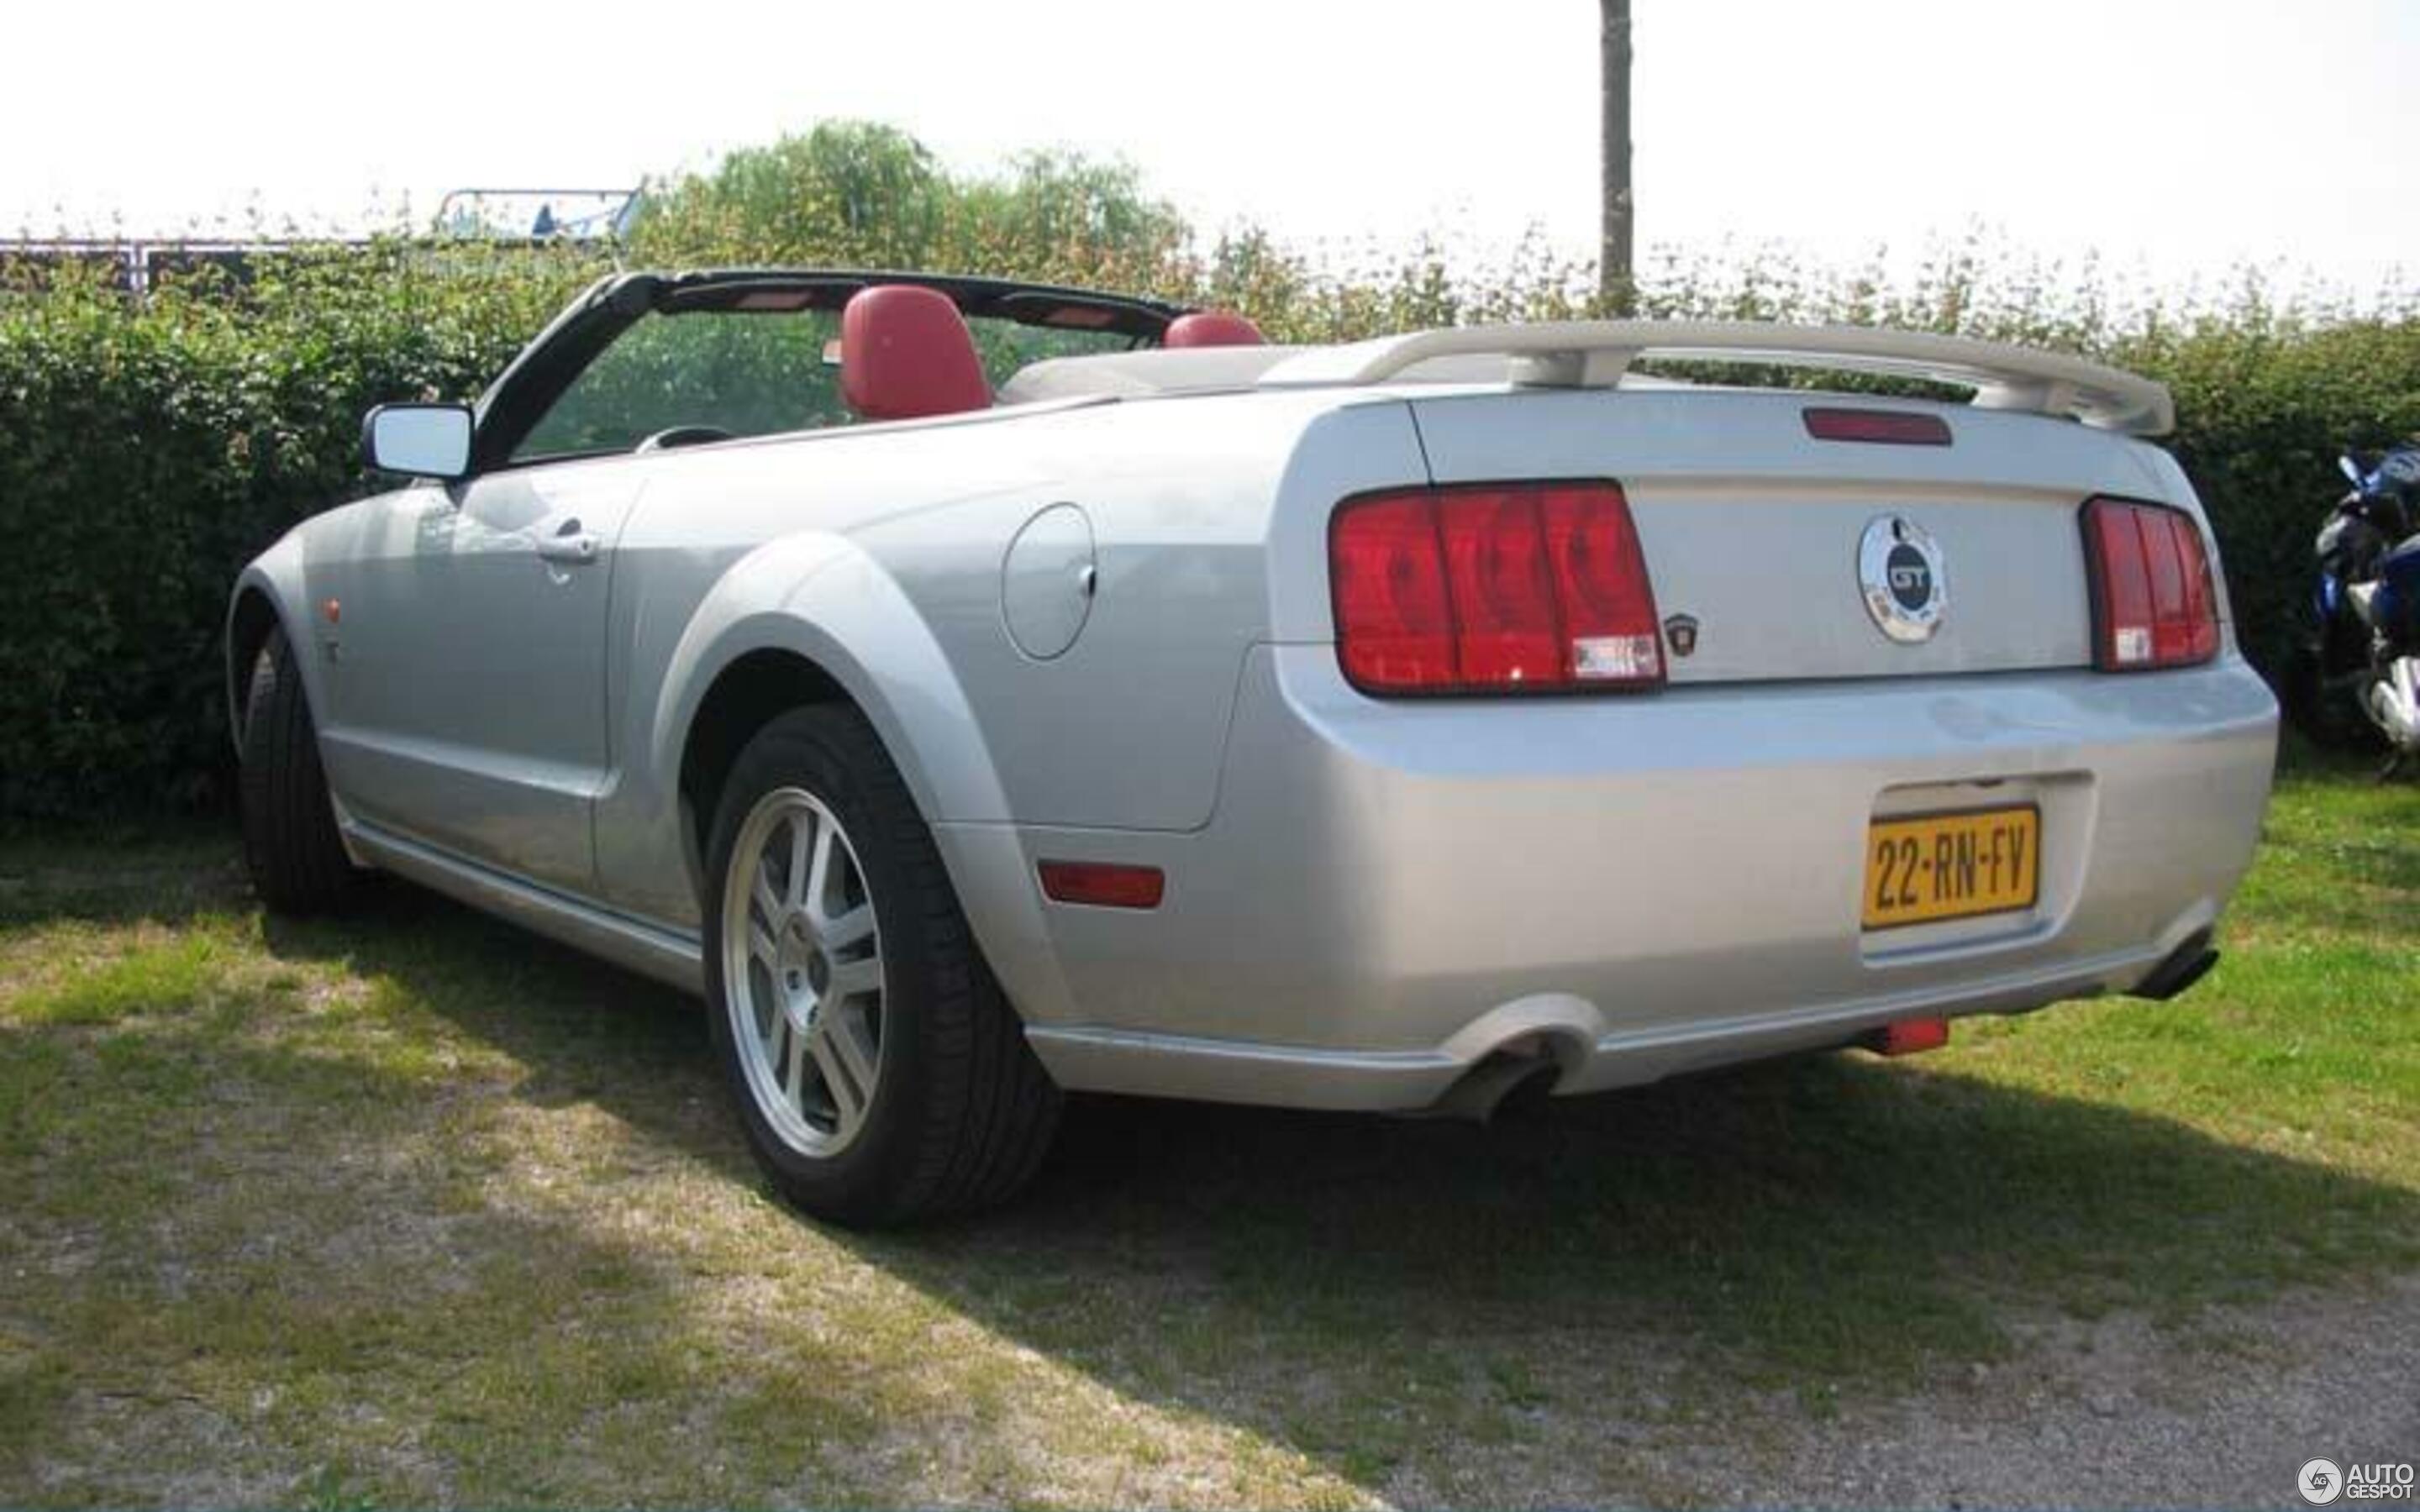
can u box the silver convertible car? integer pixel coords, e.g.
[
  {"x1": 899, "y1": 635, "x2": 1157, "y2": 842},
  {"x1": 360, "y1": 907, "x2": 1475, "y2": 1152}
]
[{"x1": 228, "y1": 269, "x2": 2278, "y2": 1223}]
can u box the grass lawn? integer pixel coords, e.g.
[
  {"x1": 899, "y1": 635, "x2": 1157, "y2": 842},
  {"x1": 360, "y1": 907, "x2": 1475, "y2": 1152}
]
[{"x1": 1, "y1": 756, "x2": 2414, "y2": 1506}]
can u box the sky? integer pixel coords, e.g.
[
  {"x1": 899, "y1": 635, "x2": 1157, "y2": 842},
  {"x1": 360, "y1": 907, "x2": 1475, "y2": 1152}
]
[{"x1": 4, "y1": 0, "x2": 2415, "y2": 296}]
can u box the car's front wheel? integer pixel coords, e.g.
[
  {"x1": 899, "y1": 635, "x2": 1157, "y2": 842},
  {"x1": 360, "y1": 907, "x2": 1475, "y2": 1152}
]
[
  {"x1": 238, "y1": 624, "x2": 359, "y2": 915},
  {"x1": 703, "y1": 706, "x2": 1060, "y2": 1226}
]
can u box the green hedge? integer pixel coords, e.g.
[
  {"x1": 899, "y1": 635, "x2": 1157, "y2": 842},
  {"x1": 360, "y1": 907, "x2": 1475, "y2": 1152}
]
[
  {"x1": 0, "y1": 247, "x2": 597, "y2": 818},
  {"x1": 1, "y1": 230, "x2": 2414, "y2": 821},
  {"x1": 2125, "y1": 317, "x2": 2420, "y2": 676}
]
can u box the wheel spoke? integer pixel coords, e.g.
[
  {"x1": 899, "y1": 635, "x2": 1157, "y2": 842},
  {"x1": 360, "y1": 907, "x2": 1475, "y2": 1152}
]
[
  {"x1": 748, "y1": 920, "x2": 780, "y2": 970},
  {"x1": 806, "y1": 821, "x2": 839, "y2": 921},
  {"x1": 818, "y1": 902, "x2": 876, "y2": 951},
  {"x1": 750, "y1": 864, "x2": 781, "y2": 926},
  {"x1": 828, "y1": 1005, "x2": 879, "y2": 1095},
  {"x1": 782, "y1": 1018, "x2": 808, "y2": 1110},
  {"x1": 784, "y1": 814, "x2": 813, "y2": 912},
  {"x1": 761, "y1": 1009, "x2": 786, "y2": 1077},
  {"x1": 823, "y1": 955, "x2": 881, "y2": 1002},
  {"x1": 810, "y1": 1030, "x2": 865, "y2": 1132}
]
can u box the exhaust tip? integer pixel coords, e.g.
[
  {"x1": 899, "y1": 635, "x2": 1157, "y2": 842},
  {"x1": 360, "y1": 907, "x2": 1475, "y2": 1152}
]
[
  {"x1": 1421, "y1": 1051, "x2": 1563, "y2": 1124},
  {"x1": 2132, "y1": 930, "x2": 2219, "y2": 1001}
]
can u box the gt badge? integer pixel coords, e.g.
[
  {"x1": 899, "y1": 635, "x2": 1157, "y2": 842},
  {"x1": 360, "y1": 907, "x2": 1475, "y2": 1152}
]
[
  {"x1": 1663, "y1": 612, "x2": 1700, "y2": 657},
  {"x1": 1858, "y1": 515, "x2": 1946, "y2": 643}
]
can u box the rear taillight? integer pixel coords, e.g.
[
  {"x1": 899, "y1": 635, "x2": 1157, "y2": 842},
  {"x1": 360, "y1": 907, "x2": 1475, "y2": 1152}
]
[
  {"x1": 1331, "y1": 480, "x2": 1662, "y2": 695},
  {"x1": 2081, "y1": 496, "x2": 2220, "y2": 671}
]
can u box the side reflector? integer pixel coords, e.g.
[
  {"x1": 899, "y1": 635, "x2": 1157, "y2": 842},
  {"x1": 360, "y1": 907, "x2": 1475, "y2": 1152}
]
[
  {"x1": 1867, "y1": 1017, "x2": 1949, "y2": 1056},
  {"x1": 2081, "y1": 496, "x2": 2220, "y2": 671},
  {"x1": 1330, "y1": 480, "x2": 1663, "y2": 695},
  {"x1": 1038, "y1": 861, "x2": 1165, "y2": 910},
  {"x1": 1802, "y1": 407, "x2": 1953, "y2": 446}
]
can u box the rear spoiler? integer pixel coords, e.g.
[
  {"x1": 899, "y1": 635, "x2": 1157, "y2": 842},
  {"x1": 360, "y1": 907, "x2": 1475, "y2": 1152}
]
[{"x1": 1257, "y1": 319, "x2": 2174, "y2": 437}]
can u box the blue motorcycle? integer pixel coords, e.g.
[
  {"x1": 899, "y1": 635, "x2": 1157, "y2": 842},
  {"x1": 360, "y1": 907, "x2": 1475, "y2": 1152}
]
[{"x1": 2289, "y1": 445, "x2": 2420, "y2": 770}]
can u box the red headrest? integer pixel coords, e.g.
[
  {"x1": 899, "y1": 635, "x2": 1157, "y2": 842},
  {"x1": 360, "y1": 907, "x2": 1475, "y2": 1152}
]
[
  {"x1": 1164, "y1": 311, "x2": 1264, "y2": 349},
  {"x1": 840, "y1": 285, "x2": 992, "y2": 421}
]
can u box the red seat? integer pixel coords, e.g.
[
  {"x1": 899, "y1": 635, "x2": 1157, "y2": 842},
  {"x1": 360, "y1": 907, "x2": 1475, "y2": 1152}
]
[
  {"x1": 840, "y1": 285, "x2": 992, "y2": 422},
  {"x1": 1163, "y1": 311, "x2": 1264, "y2": 349}
]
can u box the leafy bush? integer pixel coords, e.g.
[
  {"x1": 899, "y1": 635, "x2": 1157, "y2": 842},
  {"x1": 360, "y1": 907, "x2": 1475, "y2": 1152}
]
[
  {"x1": 638, "y1": 134, "x2": 2420, "y2": 678},
  {"x1": 2125, "y1": 314, "x2": 2420, "y2": 671},
  {"x1": 2, "y1": 121, "x2": 2415, "y2": 819},
  {"x1": 0, "y1": 245, "x2": 597, "y2": 818},
  {"x1": 628, "y1": 121, "x2": 1191, "y2": 297}
]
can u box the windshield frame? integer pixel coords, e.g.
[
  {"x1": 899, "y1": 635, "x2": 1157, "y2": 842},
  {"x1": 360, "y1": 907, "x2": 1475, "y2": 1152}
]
[{"x1": 467, "y1": 269, "x2": 1183, "y2": 475}]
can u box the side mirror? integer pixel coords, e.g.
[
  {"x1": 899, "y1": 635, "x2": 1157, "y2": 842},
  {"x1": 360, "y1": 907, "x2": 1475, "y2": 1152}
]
[
  {"x1": 2338, "y1": 453, "x2": 2366, "y2": 487},
  {"x1": 362, "y1": 403, "x2": 473, "y2": 480}
]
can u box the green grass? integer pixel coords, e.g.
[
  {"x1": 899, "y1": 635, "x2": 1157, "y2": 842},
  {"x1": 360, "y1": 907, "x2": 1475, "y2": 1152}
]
[{"x1": 0, "y1": 759, "x2": 2414, "y2": 1507}]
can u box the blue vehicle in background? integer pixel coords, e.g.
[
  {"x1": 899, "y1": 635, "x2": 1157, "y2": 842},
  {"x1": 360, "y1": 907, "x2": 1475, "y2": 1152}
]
[{"x1": 2290, "y1": 444, "x2": 2420, "y2": 771}]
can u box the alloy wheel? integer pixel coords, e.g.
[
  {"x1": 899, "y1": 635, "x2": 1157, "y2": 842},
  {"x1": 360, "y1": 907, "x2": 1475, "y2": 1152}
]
[{"x1": 718, "y1": 787, "x2": 886, "y2": 1157}]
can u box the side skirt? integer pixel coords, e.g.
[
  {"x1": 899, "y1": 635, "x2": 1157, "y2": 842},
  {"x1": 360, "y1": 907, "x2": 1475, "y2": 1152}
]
[{"x1": 344, "y1": 820, "x2": 705, "y2": 995}]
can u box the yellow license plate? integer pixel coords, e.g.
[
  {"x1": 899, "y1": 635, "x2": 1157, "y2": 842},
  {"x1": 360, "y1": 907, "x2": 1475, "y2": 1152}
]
[{"x1": 1862, "y1": 806, "x2": 2040, "y2": 930}]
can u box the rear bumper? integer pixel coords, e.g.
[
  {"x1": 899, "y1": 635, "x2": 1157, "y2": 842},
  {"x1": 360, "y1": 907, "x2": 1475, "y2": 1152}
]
[{"x1": 944, "y1": 646, "x2": 2278, "y2": 1110}]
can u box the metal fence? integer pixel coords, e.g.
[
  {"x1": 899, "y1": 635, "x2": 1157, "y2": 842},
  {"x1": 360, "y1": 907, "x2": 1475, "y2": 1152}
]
[{"x1": 3, "y1": 191, "x2": 636, "y2": 294}]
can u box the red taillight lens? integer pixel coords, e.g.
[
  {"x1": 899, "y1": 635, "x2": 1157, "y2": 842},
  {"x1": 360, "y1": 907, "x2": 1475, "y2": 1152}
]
[
  {"x1": 1330, "y1": 493, "x2": 1455, "y2": 690},
  {"x1": 1539, "y1": 484, "x2": 1665, "y2": 683},
  {"x1": 1436, "y1": 489, "x2": 1561, "y2": 685},
  {"x1": 2081, "y1": 496, "x2": 2220, "y2": 671},
  {"x1": 1331, "y1": 481, "x2": 1662, "y2": 695}
]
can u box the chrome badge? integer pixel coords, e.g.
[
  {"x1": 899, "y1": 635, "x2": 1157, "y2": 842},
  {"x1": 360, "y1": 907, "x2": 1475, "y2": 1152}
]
[{"x1": 1859, "y1": 515, "x2": 1947, "y2": 643}]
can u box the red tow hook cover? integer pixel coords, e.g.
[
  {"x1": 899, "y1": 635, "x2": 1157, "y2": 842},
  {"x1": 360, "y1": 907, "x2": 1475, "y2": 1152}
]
[{"x1": 1868, "y1": 1017, "x2": 1950, "y2": 1057}]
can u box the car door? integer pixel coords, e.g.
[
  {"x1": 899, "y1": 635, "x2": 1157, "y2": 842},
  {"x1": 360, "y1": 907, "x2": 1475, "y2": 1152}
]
[
  {"x1": 313, "y1": 459, "x2": 644, "y2": 896},
  {"x1": 312, "y1": 281, "x2": 861, "y2": 897}
]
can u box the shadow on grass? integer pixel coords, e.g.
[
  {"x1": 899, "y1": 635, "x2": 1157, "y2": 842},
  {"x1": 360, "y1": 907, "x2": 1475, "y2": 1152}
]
[
  {"x1": 260, "y1": 881, "x2": 2420, "y2": 1412},
  {"x1": 4, "y1": 764, "x2": 2400, "y2": 1499},
  {"x1": 9, "y1": 822, "x2": 2412, "y2": 1500}
]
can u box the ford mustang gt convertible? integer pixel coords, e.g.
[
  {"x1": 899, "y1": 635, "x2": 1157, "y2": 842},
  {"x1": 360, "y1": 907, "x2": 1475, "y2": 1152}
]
[{"x1": 227, "y1": 268, "x2": 2278, "y2": 1223}]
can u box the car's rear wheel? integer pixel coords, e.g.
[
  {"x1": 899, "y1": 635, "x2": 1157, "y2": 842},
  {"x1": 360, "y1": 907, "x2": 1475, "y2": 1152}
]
[
  {"x1": 238, "y1": 624, "x2": 358, "y2": 915},
  {"x1": 2296, "y1": 658, "x2": 2388, "y2": 752},
  {"x1": 703, "y1": 705, "x2": 1060, "y2": 1226}
]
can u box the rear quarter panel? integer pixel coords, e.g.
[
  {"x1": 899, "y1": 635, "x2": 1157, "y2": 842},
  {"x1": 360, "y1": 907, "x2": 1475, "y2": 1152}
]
[{"x1": 592, "y1": 389, "x2": 1428, "y2": 931}]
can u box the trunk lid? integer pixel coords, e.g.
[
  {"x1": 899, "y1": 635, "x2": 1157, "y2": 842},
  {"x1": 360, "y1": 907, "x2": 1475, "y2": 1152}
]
[{"x1": 1405, "y1": 387, "x2": 2172, "y2": 683}]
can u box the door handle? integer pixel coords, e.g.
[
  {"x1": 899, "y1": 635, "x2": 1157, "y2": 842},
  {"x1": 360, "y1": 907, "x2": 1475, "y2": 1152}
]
[{"x1": 535, "y1": 526, "x2": 601, "y2": 565}]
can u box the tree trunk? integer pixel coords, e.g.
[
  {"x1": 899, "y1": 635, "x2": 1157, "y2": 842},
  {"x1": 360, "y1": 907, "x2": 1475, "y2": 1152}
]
[{"x1": 1599, "y1": 0, "x2": 1635, "y2": 314}]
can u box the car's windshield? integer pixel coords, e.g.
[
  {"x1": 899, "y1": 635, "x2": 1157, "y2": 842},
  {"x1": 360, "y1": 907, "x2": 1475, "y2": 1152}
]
[{"x1": 511, "y1": 305, "x2": 1139, "y2": 465}]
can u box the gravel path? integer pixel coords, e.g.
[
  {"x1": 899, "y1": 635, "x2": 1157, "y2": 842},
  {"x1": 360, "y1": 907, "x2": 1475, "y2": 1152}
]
[{"x1": 1618, "y1": 1273, "x2": 2419, "y2": 1509}]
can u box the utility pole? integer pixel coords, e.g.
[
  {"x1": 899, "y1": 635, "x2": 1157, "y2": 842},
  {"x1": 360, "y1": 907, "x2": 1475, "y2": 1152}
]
[{"x1": 1599, "y1": 0, "x2": 1635, "y2": 314}]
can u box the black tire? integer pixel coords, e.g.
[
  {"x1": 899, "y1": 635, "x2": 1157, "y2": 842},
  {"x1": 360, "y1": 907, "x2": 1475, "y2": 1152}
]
[
  {"x1": 2284, "y1": 637, "x2": 2385, "y2": 752},
  {"x1": 703, "y1": 705, "x2": 1060, "y2": 1226},
  {"x1": 239, "y1": 625, "x2": 358, "y2": 915}
]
